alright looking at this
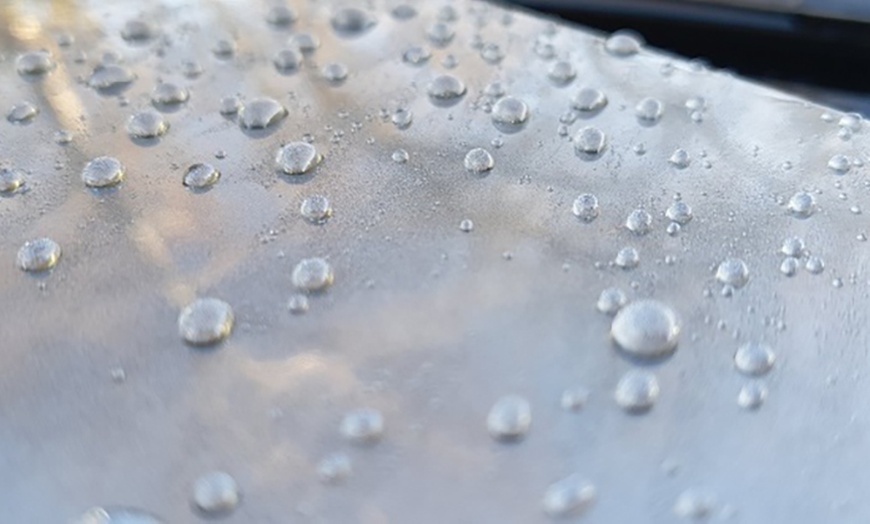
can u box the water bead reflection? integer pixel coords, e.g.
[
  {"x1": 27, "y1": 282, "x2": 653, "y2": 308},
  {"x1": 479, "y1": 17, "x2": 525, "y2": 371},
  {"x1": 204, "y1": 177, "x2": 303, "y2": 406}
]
[
  {"x1": 787, "y1": 191, "x2": 816, "y2": 219},
  {"x1": 391, "y1": 108, "x2": 413, "y2": 129},
  {"x1": 487, "y1": 395, "x2": 532, "y2": 441},
  {"x1": 574, "y1": 126, "x2": 607, "y2": 156},
  {"x1": 615, "y1": 247, "x2": 640, "y2": 269},
  {"x1": 572, "y1": 194, "x2": 600, "y2": 222},
  {"x1": 635, "y1": 97, "x2": 664, "y2": 123},
  {"x1": 828, "y1": 154, "x2": 851, "y2": 174},
  {"x1": 427, "y1": 74, "x2": 466, "y2": 101},
  {"x1": 571, "y1": 87, "x2": 607, "y2": 112},
  {"x1": 669, "y1": 148, "x2": 691, "y2": 168},
  {"x1": 665, "y1": 201, "x2": 693, "y2": 224},
  {"x1": 625, "y1": 209, "x2": 652, "y2": 235},
  {"x1": 597, "y1": 287, "x2": 627, "y2": 315}
]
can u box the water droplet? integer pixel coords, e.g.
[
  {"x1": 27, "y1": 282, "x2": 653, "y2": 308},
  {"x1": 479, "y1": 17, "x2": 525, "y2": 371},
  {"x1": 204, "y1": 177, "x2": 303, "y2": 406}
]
[
  {"x1": 437, "y1": 5, "x2": 459, "y2": 21},
  {"x1": 292, "y1": 257, "x2": 334, "y2": 291},
  {"x1": 573, "y1": 126, "x2": 607, "y2": 156},
  {"x1": 54, "y1": 129, "x2": 73, "y2": 145},
  {"x1": 322, "y1": 62, "x2": 348, "y2": 84},
  {"x1": 391, "y1": 149, "x2": 410, "y2": 163},
  {"x1": 266, "y1": 5, "x2": 297, "y2": 27},
  {"x1": 635, "y1": 97, "x2": 664, "y2": 123},
  {"x1": 614, "y1": 369, "x2": 659, "y2": 412},
  {"x1": 192, "y1": 471, "x2": 240, "y2": 516},
  {"x1": 17, "y1": 238, "x2": 61, "y2": 273},
  {"x1": 0, "y1": 168, "x2": 25, "y2": 194},
  {"x1": 805, "y1": 255, "x2": 825, "y2": 274},
  {"x1": 492, "y1": 96, "x2": 530, "y2": 125},
  {"x1": 82, "y1": 156, "x2": 125, "y2": 188},
  {"x1": 734, "y1": 342, "x2": 775, "y2": 376},
  {"x1": 178, "y1": 298, "x2": 234, "y2": 346},
  {"x1": 183, "y1": 163, "x2": 220, "y2": 190},
  {"x1": 480, "y1": 43, "x2": 505, "y2": 64},
  {"x1": 300, "y1": 195, "x2": 332, "y2": 224},
  {"x1": 673, "y1": 489, "x2": 715, "y2": 520},
  {"x1": 669, "y1": 148, "x2": 691, "y2": 168},
  {"x1": 211, "y1": 39, "x2": 236, "y2": 58},
  {"x1": 73, "y1": 507, "x2": 164, "y2": 523},
  {"x1": 611, "y1": 300, "x2": 680, "y2": 357},
  {"x1": 151, "y1": 82, "x2": 189, "y2": 106},
  {"x1": 738, "y1": 382, "x2": 768, "y2": 410},
  {"x1": 542, "y1": 474, "x2": 597, "y2": 518},
  {"x1": 828, "y1": 154, "x2": 851, "y2": 173},
  {"x1": 340, "y1": 408, "x2": 384, "y2": 443},
  {"x1": 331, "y1": 7, "x2": 376, "y2": 37},
  {"x1": 16, "y1": 50, "x2": 54, "y2": 75},
  {"x1": 597, "y1": 287, "x2": 627, "y2": 315},
  {"x1": 571, "y1": 87, "x2": 608, "y2": 113},
  {"x1": 427, "y1": 74, "x2": 466, "y2": 104},
  {"x1": 615, "y1": 246, "x2": 640, "y2": 269},
  {"x1": 560, "y1": 387, "x2": 590, "y2": 411},
  {"x1": 402, "y1": 45, "x2": 431, "y2": 65},
  {"x1": 665, "y1": 201, "x2": 693, "y2": 224},
  {"x1": 533, "y1": 39, "x2": 556, "y2": 59},
  {"x1": 273, "y1": 48, "x2": 303, "y2": 72},
  {"x1": 127, "y1": 110, "x2": 168, "y2": 139},
  {"x1": 426, "y1": 22, "x2": 455, "y2": 46},
  {"x1": 287, "y1": 294, "x2": 309, "y2": 315},
  {"x1": 787, "y1": 191, "x2": 816, "y2": 219},
  {"x1": 715, "y1": 258, "x2": 750, "y2": 288},
  {"x1": 459, "y1": 218, "x2": 474, "y2": 232},
  {"x1": 547, "y1": 61, "x2": 576, "y2": 85},
  {"x1": 289, "y1": 32, "x2": 320, "y2": 53},
  {"x1": 318, "y1": 452, "x2": 352, "y2": 484},
  {"x1": 781, "y1": 236, "x2": 805, "y2": 256},
  {"x1": 391, "y1": 108, "x2": 413, "y2": 129},
  {"x1": 121, "y1": 19, "x2": 154, "y2": 42},
  {"x1": 392, "y1": 4, "x2": 417, "y2": 20},
  {"x1": 239, "y1": 97, "x2": 287, "y2": 129},
  {"x1": 839, "y1": 112, "x2": 863, "y2": 132},
  {"x1": 276, "y1": 142, "x2": 321, "y2": 175},
  {"x1": 604, "y1": 30, "x2": 643, "y2": 56},
  {"x1": 572, "y1": 193, "x2": 600, "y2": 222},
  {"x1": 487, "y1": 395, "x2": 531, "y2": 441},
  {"x1": 88, "y1": 64, "x2": 136, "y2": 91},
  {"x1": 625, "y1": 209, "x2": 652, "y2": 235},
  {"x1": 219, "y1": 95, "x2": 241, "y2": 115},
  {"x1": 464, "y1": 148, "x2": 494, "y2": 173},
  {"x1": 484, "y1": 81, "x2": 506, "y2": 98},
  {"x1": 7, "y1": 101, "x2": 39, "y2": 124},
  {"x1": 780, "y1": 257, "x2": 799, "y2": 277}
]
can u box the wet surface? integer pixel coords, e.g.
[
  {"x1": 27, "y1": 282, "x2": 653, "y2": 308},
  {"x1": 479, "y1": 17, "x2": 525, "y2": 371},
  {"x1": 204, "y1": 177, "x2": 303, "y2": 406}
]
[{"x1": 1, "y1": 0, "x2": 869, "y2": 522}]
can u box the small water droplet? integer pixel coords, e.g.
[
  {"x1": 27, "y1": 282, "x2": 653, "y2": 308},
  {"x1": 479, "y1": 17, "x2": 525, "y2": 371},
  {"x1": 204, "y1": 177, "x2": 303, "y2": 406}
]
[
  {"x1": 54, "y1": 129, "x2": 73, "y2": 145},
  {"x1": 787, "y1": 191, "x2": 816, "y2": 219},
  {"x1": 737, "y1": 382, "x2": 768, "y2": 410},
  {"x1": 480, "y1": 43, "x2": 505, "y2": 64},
  {"x1": 560, "y1": 387, "x2": 590, "y2": 411},
  {"x1": 665, "y1": 201, "x2": 693, "y2": 224},
  {"x1": 547, "y1": 60, "x2": 576, "y2": 85},
  {"x1": 219, "y1": 95, "x2": 241, "y2": 115},
  {"x1": 16, "y1": 50, "x2": 54, "y2": 75},
  {"x1": 402, "y1": 45, "x2": 431, "y2": 66},
  {"x1": 572, "y1": 193, "x2": 600, "y2": 222},
  {"x1": 427, "y1": 74, "x2": 466, "y2": 104},
  {"x1": 192, "y1": 471, "x2": 240, "y2": 516},
  {"x1": 17, "y1": 238, "x2": 61, "y2": 273},
  {"x1": 212, "y1": 38, "x2": 237, "y2": 58},
  {"x1": 276, "y1": 142, "x2": 321, "y2": 175},
  {"x1": 828, "y1": 154, "x2": 851, "y2": 174},
  {"x1": 492, "y1": 96, "x2": 529, "y2": 126},
  {"x1": 734, "y1": 342, "x2": 775, "y2": 376},
  {"x1": 273, "y1": 48, "x2": 303, "y2": 73},
  {"x1": 340, "y1": 408, "x2": 384, "y2": 443},
  {"x1": 289, "y1": 32, "x2": 320, "y2": 53},
  {"x1": 178, "y1": 298, "x2": 234, "y2": 346},
  {"x1": 673, "y1": 489, "x2": 716, "y2": 520},
  {"x1": 615, "y1": 246, "x2": 640, "y2": 269},
  {"x1": 805, "y1": 255, "x2": 825, "y2": 274},
  {"x1": 121, "y1": 19, "x2": 154, "y2": 42},
  {"x1": 781, "y1": 236, "x2": 805, "y2": 256},
  {"x1": 239, "y1": 98, "x2": 287, "y2": 129},
  {"x1": 266, "y1": 5, "x2": 297, "y2": 27},
  {"x1": 625, "y1": 209, "x2": 652, "y2": 235},
  {"x1": 487, "y1": 395, "x2": 531, "y2": 441},
  {"x1": 597, "y1": 287, "x2": 627, "y2": 315},
  {"x1": 151, "y1": 82, "x2": 189, "y2": 106},
  {"x1": 0, "y1": 168, "x2": 25, "y2": 194},
  {"x1": 183, "y1": 163, "x2": 220, "y2": 190},
  {"x1": 780, "y1": 257, "x2": 799, "y2": 277},
  {"x1": 317, "y1": 452, "x2": 352, "y2": 484},
  {"x1": 82, "y1": 156, "x2": 125, "y2": 188},
  {"x1": 571, "y1": 87, "x2": 607, "y2": 112},
  {"x1": 614, "y1": 369, "x2": 659, "y2": 413},
  {"x1": 127, "y1": 110, "x2": 168, "y2": 139},
  {"x1": 464, "y1": 148, "x2": 494, "y2": 173},
  {"x1": 292, "y1": 257, "x2": 334, "y2": 291},
  {"x1": 542, "y1": 474, "x2": 597, "y2": 518},
  {"x1": 300, "y1": 195, "x2": 332, "y2": 224},
  {"x1": 459, "y1": 218, "x2": 474, "y2": 232},
  {"x1": 331, "y1": 7, "x2": 376, "y2": 37},
  {"x1": 573, "y1": 126, "x2": 607, "y2": 156},
  {"x1": 391, "y1": 149, "x2": 410, "y2": 163},
  {"x1": 392, "y1": 4, "x2": 417, "y2": 20},
  {"x1": 7, "y1": 101, "x2": 39, "y2": 124},
  {"x1": 287, "y1": 293, "x2": 310, "y2": 314},
  {"x1": 322, "y1": 62, "x2": 349, "y2": 84},
  {"x1": 604, "y1": 30, "x2": 643, "y2": 56},
  {"x1": 669, "y1": 148, "x2": 691, "y2": 168},
  {"x1": 611, "y1": 300, "x2": 680, "y2": 357},
  {"x1": 635, "y1": 97, "x2": 664, "y2": 123},
  {"x1": 715, "y1": 258, "x2": 750, "y2": 288}
]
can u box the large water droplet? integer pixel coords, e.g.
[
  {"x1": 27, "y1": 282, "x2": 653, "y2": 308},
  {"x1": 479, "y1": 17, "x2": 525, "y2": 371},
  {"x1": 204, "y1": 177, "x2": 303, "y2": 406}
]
[
  {"x1": 571, "y1": 87, "x2": 607, "y2": 112},
  {"x1": 239, "y1": 98, "x2": 287, "y2": 129},
  {"x1": 292, "y1": 257, "x2": 334, "y2": 291},
  {"x1": 276, "y1": 142, "x2": 321, "y2": 175},
  {"x1": 839, "y1": 112, "x2": 863, "y2": 132},
  {"x1": 604, "y1": 30, "x2": 643, "y2": 56},
  {"x1": 542, "y1": 474, "x2": 597, "y2": 518},
  {"x1": 88, "y1": 64, "x2": 136, "y2": 91},
  {"x1": 183, "y1": 163, "x2": 221, "y2": 190},
  {"x1": 127, "y1": 110, "x2": 168, "y2": 139},
  {"x1": 16, "y1": 50, "x2": 54, "y2": 75},
  {"x1": 331, "y1": 7, "x2": 376, "y2": 37},
  {"x1": 0, "y1": 167, "x2": 25, "y2": 194},
  {"x1": 7, "y1": 101, "x2": 39, "y2": 124},
  {"x1": 192, "y1": 471, "x2": 240, "y2": 516},
  {"x1": 573, "y1": 126, "x2": 606, "y2": 156},
  {"x1": 780, "y1": 257, "x2": 799, "y2": 277},
  {"x1": 340, "y1": 408, "x2": 384, "y2": 443},
  {"x1": 611, "y1": 300, "x2": 680, "y2": 357},
  {"x1": 734, "y1": 342, "x2": 775, "y2": 376},
  {"x1": 715, "y1": 258, "x2": 749, "y2": 288},
  {"x1": 178, "y1": 298, "x2": 234, "y2": 346},
  {"x1": 17, "y1": 238, "x2": 62, "y2": 272},
  {"x1": 787, "y1": 191, "x2": 816, "y2": 219},
  {"x1": 300, "y1": 195, "x2": 332, "y2": 224},
  {"x1": 82, "y1": 156, "x2": 125, "y2": 188},
  {"x1": 492, "y1": 96, "x2": 530, "y2": 125},
  {"x1": 464, "y1": 148, "x2": 494, "y2": 173},
  {"x1": 615, "y1": 369, "x2": 659, "y2": 412},
  {"x1": 597, "y1": 287, "x2": 627, "y2": 315},
  {"x1": 487, "y1": 395, "x2": 532, "y2": 441},
  {"x1": 74, "y1": 506, "x2": 165, "y2": 523}
]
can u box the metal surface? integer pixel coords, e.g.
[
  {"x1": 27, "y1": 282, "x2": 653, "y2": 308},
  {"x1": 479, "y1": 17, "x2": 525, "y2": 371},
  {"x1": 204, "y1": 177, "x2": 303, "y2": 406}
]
[{"x1": 1, "y1": 1, "x2": 868, "y2": 522}]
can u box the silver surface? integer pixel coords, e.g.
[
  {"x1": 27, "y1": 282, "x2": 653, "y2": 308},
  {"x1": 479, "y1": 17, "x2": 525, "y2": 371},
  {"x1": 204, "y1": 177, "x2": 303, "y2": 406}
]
[{"x1": 1, "y1": 0, "x2": 868, "y2": 522}]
